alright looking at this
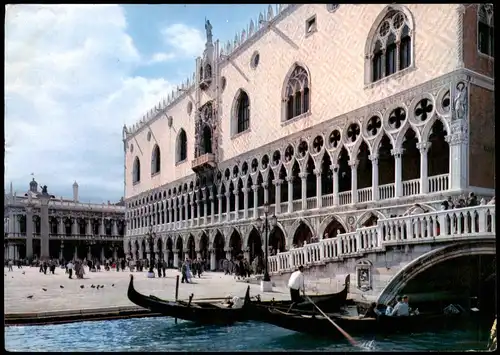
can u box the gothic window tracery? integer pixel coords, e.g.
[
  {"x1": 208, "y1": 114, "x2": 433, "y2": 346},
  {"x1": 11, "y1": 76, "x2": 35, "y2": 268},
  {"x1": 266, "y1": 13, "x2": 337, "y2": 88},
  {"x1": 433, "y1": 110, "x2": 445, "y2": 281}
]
[
  {"x1": 283, "y1": 65, "x2": 310, "y2": 121},
  {"x1": 369, "y1": 9, "x2": 412, "y2": 83},
  {"x1": 478, "y1": 4, "x2": 494, "y2": 57},
  {"x1": 133, "y1": 157, "x2": 141, "y2": 184},
  {"x1": 151, "y1": 144, "x2": 161, "y2": 175},
  {"x1": 176, "y1": 129, "x2": 188, "y2": 163},
  {"x1": 236, "y1": 91, "x2": 250, "y2": 134}
]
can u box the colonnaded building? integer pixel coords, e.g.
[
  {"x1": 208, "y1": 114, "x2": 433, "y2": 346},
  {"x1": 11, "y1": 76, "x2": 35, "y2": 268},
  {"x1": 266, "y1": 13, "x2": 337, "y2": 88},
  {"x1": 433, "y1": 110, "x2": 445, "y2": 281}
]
[
  {"x1": 122, "y1": 4, "x2": 494, "y2": 271},
  {"x1": 4, "y1": 179, "x2": 126, "y2": 262}
]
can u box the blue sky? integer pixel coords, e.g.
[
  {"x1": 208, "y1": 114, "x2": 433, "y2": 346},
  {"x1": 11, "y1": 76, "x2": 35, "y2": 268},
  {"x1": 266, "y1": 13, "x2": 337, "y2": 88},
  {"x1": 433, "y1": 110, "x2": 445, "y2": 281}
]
[{"x1": 5, "y1": 4, "x2": 269, "y2": 203}]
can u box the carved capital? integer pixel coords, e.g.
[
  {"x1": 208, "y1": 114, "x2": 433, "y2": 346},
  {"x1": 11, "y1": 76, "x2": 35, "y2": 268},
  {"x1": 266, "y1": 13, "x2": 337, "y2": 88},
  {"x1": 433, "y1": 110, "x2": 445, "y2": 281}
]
[
  {"x1": 416, "y1": 142, "x2": 432, "y2": 153},
  {"x1": 252, "y1": 184, "x2": 259, "y2": 192},
  {"x1": 298, "y1": 172, "x2": 308, "y2": 179},
  {"x1": 224, "y1": 191, "x2": 231, "y2": 198},
  {"x1": 241, "y1": 187, "x2": 249, "y2": 194},
  {"x1": 348, "y1": 160, "x2": 359, "y2": 168},
  {"x1": 369, "y1": 154, "x2": 379, "y2": 162},
  {"x1": 286, "y1": 176, "x2": 294, "y2": 183},
  {"x1": 331, "y1": 163, "x2": 339, "y2": 172},
  {"x1": 313, "y1": 169, "x2": 322, "y2": 176},
  {"x1": 272, "y1": 179, "x2": 283, "y2": 186},
  {"x1": 217, "y1": 194, "x2": 223, "y2": 199},
  {"x1": 391, "y1": 148, "x2": 404, "y2": 158},
  {"x1": 262, "y1": 183, "x2": 268, "y2": 189}
]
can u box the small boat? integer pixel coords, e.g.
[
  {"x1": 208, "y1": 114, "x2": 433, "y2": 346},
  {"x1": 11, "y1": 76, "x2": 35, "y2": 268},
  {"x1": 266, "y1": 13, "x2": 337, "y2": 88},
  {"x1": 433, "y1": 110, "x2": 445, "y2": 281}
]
[
  {"x1": 249, "y1": 307, "x2": 466, "y2": 339},
  {"x1": 252, "y1": 274, "x2": 350, "y2": 314},
  {"x1": 127, "y1": 275, "x2": 250, "y2": 325}
]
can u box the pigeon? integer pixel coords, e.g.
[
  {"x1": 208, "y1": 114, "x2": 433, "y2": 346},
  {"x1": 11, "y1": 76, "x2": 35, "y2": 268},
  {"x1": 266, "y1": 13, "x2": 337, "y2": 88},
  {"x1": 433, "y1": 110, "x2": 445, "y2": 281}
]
[
  {"x1": 91, "y1": 285, "x2": 96, "y2": 288},
  {"x1": 60, "y1": 285, "x2": 64, "y2": 289},
  {"x1": 80, "y1": 285, "x2": 84, "y2": 289},
  {"x1": 97, "y1": 285, "x2": 100, "y2": 290},
  {"x1": 11, "y1": 276, "x2": 14, "y2": 278},
  {"x1": 112, "y1": 284, "x2": 115, "y2": 287},
  {"x1": 100, "y1": 285, "x2": 104, "y2": 289},
  {"x1": 42, "y1": 288, "x2": 47, "y2": 291},
  {"x1": 27, "y1": 295, "x2": 34, "y2": 299},
  {"x1": 22, "y1": 271, "x2": 25, "y2": 275}
]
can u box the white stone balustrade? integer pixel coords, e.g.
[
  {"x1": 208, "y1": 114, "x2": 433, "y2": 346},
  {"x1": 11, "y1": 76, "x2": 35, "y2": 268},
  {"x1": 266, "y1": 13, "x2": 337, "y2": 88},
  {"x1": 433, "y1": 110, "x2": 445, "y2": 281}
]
[{"x1": 267, "y1": 204, "x2": 495, "y2": 273}]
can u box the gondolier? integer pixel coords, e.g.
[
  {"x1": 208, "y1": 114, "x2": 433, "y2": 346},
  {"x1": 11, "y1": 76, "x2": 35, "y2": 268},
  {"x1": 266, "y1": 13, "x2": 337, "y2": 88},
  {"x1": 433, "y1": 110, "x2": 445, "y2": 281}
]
[{"x1": 288, "y1": 265, "x2": 305, "y2": 303}]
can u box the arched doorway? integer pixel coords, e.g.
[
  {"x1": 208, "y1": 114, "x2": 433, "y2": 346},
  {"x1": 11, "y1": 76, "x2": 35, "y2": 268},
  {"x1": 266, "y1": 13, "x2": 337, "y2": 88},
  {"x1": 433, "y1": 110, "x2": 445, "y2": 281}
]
[
  {"x1": 157, "y1": 238, "x2": 163, "y2": 262},
  {"x1": 199, "y1": 233, "x2": 209, "y2": 261},
  {"x1": 269, "y1": 227, "x2": 286, "y2": 253},
  {"x1": 323, "y1": 217, "x2": 346, "y2": 239},
  {"x1": 49, "y1": 240, "x2": 60, "y2": 260},
  {"x1": 229, "y1": 230, "x2": 242, "y2": 259},
  {"x1": 166, "y1": 238, "x2": 174, "y2": 268},
  {"x1": 293, "y1": 222, "x2": 313, "y2": 248},
  {"x1": 202, "y1": 125, "x2": 212, "y2": 154},
  {"x1": 247, "y1": 228, "x2": 262, "y2": 262},
  {"x1": 213, "y1": 232, "x2": 225, "y2": 270},
  {"x1": 176, "y1": 236, "x2": 183, "y2": 263},
  {"x1": 187, "y1": 234, "x2": 196, "y2": 260}
]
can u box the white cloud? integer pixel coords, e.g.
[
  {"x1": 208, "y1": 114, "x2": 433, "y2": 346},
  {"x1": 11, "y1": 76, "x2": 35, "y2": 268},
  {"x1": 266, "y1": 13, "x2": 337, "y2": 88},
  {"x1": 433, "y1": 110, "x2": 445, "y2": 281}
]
[
  {"x1": 5, "y1": 5, "x2": 176, "y2": 202},
  {"x1": 161, "y1": 23, "x2": 205, "y2": 58},
  {"x1": 147, "y1": 52, "x2": 176, "y2": 65}
]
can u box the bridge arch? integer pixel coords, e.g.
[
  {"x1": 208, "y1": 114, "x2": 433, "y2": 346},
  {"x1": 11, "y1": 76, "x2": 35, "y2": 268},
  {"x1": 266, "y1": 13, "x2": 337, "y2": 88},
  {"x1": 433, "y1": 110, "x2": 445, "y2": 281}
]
[
  {"x1": 377, "y1": 239, "x2": 496, "y2": 305},
  {"x1": 317, "y1": 214, "x2": 348, "y2": 239}
]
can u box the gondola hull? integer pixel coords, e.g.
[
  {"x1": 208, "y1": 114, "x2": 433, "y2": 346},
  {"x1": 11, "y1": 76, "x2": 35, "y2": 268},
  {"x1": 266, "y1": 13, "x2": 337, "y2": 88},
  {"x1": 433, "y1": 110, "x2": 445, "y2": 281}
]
[
  {"x1": 127, "y1": 275, "x2": 249, "y2": 325},
  {"x1": 249, "y1": 307, "x2": 467, "y2": 339}
]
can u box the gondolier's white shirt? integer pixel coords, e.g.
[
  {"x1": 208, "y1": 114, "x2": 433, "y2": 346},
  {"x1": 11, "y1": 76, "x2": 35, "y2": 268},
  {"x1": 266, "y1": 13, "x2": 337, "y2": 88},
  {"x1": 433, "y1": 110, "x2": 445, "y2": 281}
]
[
  {"x1": 391, "y1": 302, "x2": 410, "y2": 316},
  {"x1": 288, "y1": 270, "x2": 305, "y2": 291}
]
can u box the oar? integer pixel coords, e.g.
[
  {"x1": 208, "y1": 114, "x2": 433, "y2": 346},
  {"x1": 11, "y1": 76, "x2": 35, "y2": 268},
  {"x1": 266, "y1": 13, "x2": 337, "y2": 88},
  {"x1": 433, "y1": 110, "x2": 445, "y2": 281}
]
[{"x1": 305, "y1": 295, "x2": 358, "y2": 347}]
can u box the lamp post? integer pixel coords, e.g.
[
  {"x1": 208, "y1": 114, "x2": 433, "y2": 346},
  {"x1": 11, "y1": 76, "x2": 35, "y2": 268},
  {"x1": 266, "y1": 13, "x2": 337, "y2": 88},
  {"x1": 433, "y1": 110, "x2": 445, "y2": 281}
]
[
  {"x1": 255, "y1": 202, "x2": 277, "y2": 286},
  {"x1": 146, "y1": 225, "x2": 156, "y2": 273}
]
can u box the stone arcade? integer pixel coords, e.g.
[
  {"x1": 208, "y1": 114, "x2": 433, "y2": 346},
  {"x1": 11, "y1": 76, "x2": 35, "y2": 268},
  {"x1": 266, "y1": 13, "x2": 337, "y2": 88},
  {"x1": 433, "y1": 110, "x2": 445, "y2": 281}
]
[
  {"x1": 4, "y1": 179, "x2": 126, "y2": 261},
  {"x1": 122, "y1": 4, "x2": 494, "y2": 298}
]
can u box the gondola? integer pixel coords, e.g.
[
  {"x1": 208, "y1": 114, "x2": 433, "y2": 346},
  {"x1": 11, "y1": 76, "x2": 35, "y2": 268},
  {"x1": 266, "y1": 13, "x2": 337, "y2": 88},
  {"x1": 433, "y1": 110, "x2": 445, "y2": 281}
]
[
  {"x1": 248, "y1": 307, "x2": 467, "y2": 339},
  {"x1": 127, "y1": 274, "x2": 251, "y2": 325},
  {"x1": 252, "y1": 274, "x2": 350, "y2": 314}
]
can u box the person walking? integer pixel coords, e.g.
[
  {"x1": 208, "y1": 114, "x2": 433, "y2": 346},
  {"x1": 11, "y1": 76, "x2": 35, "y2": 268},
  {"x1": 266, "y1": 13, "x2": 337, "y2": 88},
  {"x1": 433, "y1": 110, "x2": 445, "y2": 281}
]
[{"x1": 67, "y1": 261, "x2": 74, "y2": 279}]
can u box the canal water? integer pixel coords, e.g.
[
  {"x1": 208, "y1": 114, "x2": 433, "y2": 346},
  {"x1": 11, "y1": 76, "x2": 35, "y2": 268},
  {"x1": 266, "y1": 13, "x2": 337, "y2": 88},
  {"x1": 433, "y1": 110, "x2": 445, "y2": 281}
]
[{"x1": 5, "y1": 317, "x2": 490, "y2": 352}]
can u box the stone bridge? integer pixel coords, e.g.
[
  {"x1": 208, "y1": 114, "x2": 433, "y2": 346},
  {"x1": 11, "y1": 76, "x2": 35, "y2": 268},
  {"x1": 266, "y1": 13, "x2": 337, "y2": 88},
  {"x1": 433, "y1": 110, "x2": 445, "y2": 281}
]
[{"x1": 266, "y1": 204, "x2": 496, "y2": 304}]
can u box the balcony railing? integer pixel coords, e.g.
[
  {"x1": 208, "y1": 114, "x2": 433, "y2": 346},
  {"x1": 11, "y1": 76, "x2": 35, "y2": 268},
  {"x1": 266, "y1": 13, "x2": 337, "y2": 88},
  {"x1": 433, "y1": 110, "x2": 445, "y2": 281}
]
[
  {"x1": 267, "y1": 204, "x2": 495, "y2": 273},
  {"x1": 128, "y1": 174, "x2": 457, "y2": 235}
]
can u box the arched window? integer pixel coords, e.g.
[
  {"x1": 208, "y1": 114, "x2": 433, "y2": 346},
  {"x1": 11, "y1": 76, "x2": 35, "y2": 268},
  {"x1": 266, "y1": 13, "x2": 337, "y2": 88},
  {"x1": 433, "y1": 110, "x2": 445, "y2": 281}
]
[
  {"x1": 201, "y1": 125, "x2": 213, "y2": 154},
  {"x1": 283, "y1": 65, "x2": 310, "y2": 121},
  {"x1": 368, "y1": 9, "x2": 413, "y2": 83},
  {"x1": 204, "y1": 64, "x2": 212, "y2": 79},
  {"x1": 176, "y1": 129, "x2": 188, "y2": 163},
  {"x1": 236, "y1": 91, "x2": 250, "y2": 134},
  {"x1": 478, "y1": 4, "x2": 494, "y2": 57},
  {"x1": 133, "y1": 157, "x2": 141, "y2": 184},
  {"x1": 151, "y1": 145, "x2": 161, "y2": 175}
]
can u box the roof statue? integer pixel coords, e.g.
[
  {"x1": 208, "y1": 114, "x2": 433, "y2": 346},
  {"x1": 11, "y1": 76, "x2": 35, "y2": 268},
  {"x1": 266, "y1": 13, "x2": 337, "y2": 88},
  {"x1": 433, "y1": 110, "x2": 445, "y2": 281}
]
[{"x1": 205, "y1": 18, "x2": 213, "y2": 44}]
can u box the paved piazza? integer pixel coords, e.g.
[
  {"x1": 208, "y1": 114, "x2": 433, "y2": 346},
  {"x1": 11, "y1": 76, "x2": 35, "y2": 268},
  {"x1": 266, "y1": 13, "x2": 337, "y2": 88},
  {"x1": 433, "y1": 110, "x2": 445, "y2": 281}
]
[{"x1": 4, "y1": 267, "x2": 306, "y2": 314}]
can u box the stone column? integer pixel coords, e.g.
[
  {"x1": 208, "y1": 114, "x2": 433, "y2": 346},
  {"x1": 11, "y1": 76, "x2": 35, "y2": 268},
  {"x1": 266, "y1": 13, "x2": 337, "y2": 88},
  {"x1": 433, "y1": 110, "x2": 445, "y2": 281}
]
[
  {"x1": 153, "y1": 241, "x2": 159, "y2": 261},
  {"x1": 447, "y1": 114, "x2": 468, "y2": 191},
  {"x1": 184, "y1": 251, "x2": 189, "y2": 261},
  {"x1": 225, "y1": 191, "x2": 231, "y2": 221},
  {"x1": 202, "y1": 189, "x2": 208, "y2": 225},
  {"x1": 196, "y1": 191, "x2": 201, "y2": 225},
  {"x1": 299, "y1": 172, "x2": 307, "y2": 210},
  {"x1": 145, "y1": 240, "x2": 151, "y2": 261},
  {"x1": 138, "y1": 240, "x2": 143, "y2": 260},
  {"x1": 417, "y1": 142, "x2": 431, "y2": 194},
  {"x1": 196, "y1": 249, "x2": 202, "y2": 260},
  {"x1": 370, "y1": 154, "x2": 379, "y2": 201},
  {"x1": 131, "y1": 242, "x2": 137, "y2": 260},
  {"x1": 349, "y1": 159, "x2": 358, "y2": 204},
  {"x1": 25, "y1": 208, "x2": 34, "y2": 259},
  {"x1": 217, "y1": 194, "x2": 223, "y2": 222},
  {"x1": 234, "y1": 188, "x2": 240, "y2": 220},
  {"x1": 242, "y1": 187, "x2": 249, "y2": 219},
  {"x1": 392, "y1": 148, "x2": 403, "y2": 198},
  {"x1": 39, "y1": 194, "x2": 51, "y2": 260},
  {"x1": 225, "y1": 247, "x2": 232, "y2": 261},
  {"x1": 243, "y1": 247, "x2": 250, "y2": 262},
  {"x1": 184, "y1": 194, "x2": 189, "y2": 225},
  {"x1": 314, "y1": 169, "x2": 322, "y2": 208},
  {"x1": 263, "y1": 183, "x2": 269, "y2": 205},
  {"x1": 190, "y1": 199, "x2": 195, "y2": 227},
  {"x1": 113, "y1": 248, "x2": 118, "y2": 261},
  {"x1": 99, "y1": 219, "x2": 105, "y2": 236},
  {"x1": 112, "y1": 220, "x2": 118, "y2": 236},
  {"x1": 71, "y1": 218, "x2": 78, "y2": 236},
  {"x1": 209, "y1": 248, "x2": 216, "y2": 271},
  {"x1": 59, "y1": 242, "x2": 64, "y2": 260},
  {"x1": 87, "y1": 246, "x2": 92, "y2": 261},
  {"x1": 58, "y1": 218, "x2": 64, "y2": 235},
  {"x1": 8, "y1": 213, "x2": 15, "y2": 235},
  {"x1": 100, "y1": 247, "x2": 105, "y2": 263},
  {"x1": 210, "y1": 192, "x2": 215, "y2": 224},
  {"x1": 332, "y1": 164, "x2": 339, "y2": 206},
  {"x1": 273, "y1": 179, "x2": 282, "y2": 214},
  {"x1": 173, "y1": 249, "x2": 179, "y2": 268},
  {"x1": 73, "y1": 246, "x2": 78, "y2": 260},
  {"x1": 168, "y1": 201, "x2": 174, "y2": 229},
  {"x1": 163, "y1": 244, "x2": 169, "y2": 264},
  {"x1": 174, "y1": 198, "x2": 178, "y2": 225},
  {"x1": 287, "y1": 176, "x2": 293, "y2": 213},
  {"x1": 252, "y1": 185, "x2": 259, "y2": 217},
  {"x1": 86, "y1": 219, "x2": 92, "y2": 236}
]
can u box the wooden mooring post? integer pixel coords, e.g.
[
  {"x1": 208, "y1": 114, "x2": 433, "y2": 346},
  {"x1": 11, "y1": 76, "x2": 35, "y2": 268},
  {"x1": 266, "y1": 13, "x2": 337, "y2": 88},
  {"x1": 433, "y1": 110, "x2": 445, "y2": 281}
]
[{"x1": 174, "y1": 275, "x2": 180, "y2": 324}]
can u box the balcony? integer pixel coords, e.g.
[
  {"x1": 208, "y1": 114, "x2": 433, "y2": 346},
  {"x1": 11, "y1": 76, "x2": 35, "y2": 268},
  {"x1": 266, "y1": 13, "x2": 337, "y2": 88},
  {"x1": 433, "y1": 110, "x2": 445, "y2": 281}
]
[{"x1": 191, "y1": 153, "x2": 216, "y2": 174}]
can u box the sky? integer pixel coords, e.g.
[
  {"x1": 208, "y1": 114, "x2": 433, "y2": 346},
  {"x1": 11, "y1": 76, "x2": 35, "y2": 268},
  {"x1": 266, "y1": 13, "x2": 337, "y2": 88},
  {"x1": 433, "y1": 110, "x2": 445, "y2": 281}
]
[{"x1": 5, "y1": 4, "x2": 269, "y2": 203}]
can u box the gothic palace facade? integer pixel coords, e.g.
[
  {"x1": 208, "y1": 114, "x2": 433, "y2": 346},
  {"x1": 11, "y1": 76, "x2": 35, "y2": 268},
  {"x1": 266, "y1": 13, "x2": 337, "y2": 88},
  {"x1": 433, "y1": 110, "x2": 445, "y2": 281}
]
[
  {"x1": 4, "y1": 179, "x2": 126, "y2": 261},
  {"x1": 122, "y1": 4, "x2": 494, "y2": 271}
]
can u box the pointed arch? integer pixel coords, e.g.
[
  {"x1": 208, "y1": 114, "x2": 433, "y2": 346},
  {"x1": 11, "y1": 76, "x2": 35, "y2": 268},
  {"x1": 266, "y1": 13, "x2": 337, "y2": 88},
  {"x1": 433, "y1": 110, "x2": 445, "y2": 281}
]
[
  {"x1": 231, "y1": 89, "x2": 251, "y2": 136},
  {"x1": 356, "y1": 210, "x2": 386, "y2": 228},
  {"x1": 394, "y1": 124, "x2": 422, "y2": 149},
  {"x1": 132, "y1": 157, "x2": 141, "y2": 183},
  {"x1": 318, "y1": 214, "x2": 349, "y2": 239},
  {"x1": 281, "y1": 62, "x2": 311, "y2": 122},
  {"x1": 364, "y1": 5, "x2": 415, "y2": 84},
  {"x1": 350, "y1": 138, "x2": 372, "y2": 160},
  {"x1": 151, "y1": 144, "x2": 161, "y2": 175},
  {"x1": 290, "y1": 218, "x2": 316, "y2": 244},
  {"x1": 176, "y1": 128, "x2": 188, "y2": 163},
  {"x1": 420, "y1": 116, "x2": 450, "y2": 143}
]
